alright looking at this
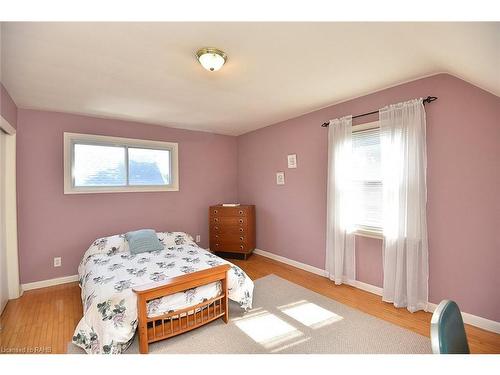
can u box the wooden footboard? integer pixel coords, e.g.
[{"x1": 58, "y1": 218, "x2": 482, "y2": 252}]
[{"x1": 132, "y1": 264, "x2": 231, "y2": 354}]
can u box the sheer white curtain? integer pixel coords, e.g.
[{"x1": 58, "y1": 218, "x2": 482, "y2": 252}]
[
  {"x1": 380, "y1": 99, "x2": 429, "y2": 312},
  {"x1": 325, "y1": 116, "x2": 355, "y2": 285}
]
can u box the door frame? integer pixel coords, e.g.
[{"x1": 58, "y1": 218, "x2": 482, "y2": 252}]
[{"x1": 0, "y1": 115, "x2": 21, "y2": 314}]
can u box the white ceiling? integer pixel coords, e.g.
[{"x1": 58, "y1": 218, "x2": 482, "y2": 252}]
[{"x1": 1, "y1": 22, "x2": 499, "y2": 135}]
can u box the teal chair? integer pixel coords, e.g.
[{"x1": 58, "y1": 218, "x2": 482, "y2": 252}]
[{"x1": 430, "y1": 300, "x2": 470, "y2": 354}]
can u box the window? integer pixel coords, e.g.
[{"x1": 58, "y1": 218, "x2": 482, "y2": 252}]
[
  {"x1": 351, "y1": 122, "x2": 383, "y2": 235},
  {"x1": 64, "y1": 133, "x2": 178, "y2": 194}
]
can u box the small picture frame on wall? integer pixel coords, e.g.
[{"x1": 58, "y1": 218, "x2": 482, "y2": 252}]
[
  {"x1": 287, "y1": 154, "x2": 297, "y2": 169},
  {"x1": 276, "y1": 171, "x2": 285, "y2": 185}
]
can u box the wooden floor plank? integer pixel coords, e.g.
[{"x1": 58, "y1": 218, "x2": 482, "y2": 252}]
[{"x1": 0, "y1": 253, "x2": 498, "y2": 354}]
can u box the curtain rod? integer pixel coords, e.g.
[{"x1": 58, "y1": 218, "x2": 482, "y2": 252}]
[{"x1": 320, "y1": 96, "x2": 438, "y2": 127}]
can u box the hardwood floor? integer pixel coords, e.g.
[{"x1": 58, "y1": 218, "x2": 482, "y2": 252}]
[
  {"x1": 1, "y1": 253, "x2": 499, "y2": 354},
  {"x1": 0, "y1": 281, "x2": 82, "y2": 354},
  {"x1": 232, "y1": 254, "x2": 500, "y2": 354}
]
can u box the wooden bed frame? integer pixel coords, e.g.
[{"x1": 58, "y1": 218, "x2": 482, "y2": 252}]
[{"x1": 132, "y1": 264, "x2": 231, "y2": 354}]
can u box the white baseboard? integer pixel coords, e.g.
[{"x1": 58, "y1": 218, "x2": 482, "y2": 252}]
[
  {"x1": 253, "y1": 248, "x2": 500, "y2": 334},
  {"x1": 253, "y1": 248, "x2": 327, "y2": 277},
  {"x1": 349, "y1": 279, "x2": 383, "y2": 296},
  {"x1": 425, "y1": 302, "x2": 500, "y2": 334},
  {"x1": 21, "y1": 274, "x2": 79, "y2": 292}
]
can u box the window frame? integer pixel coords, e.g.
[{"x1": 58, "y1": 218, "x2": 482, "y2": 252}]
[
  {"x1": 64, "y1": 132, "x2": 179, "y2": 194},
  {"x1": 352, "y1": 121, "x2": 384, "y2": 239}
]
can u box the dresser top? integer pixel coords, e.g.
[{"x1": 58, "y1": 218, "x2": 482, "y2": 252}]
[{"x1": 210, "y1": 204, "x2": 254, "y2": 208}]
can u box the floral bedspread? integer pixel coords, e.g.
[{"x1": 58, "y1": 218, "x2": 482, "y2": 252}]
[{"x1": 72, "y1": 232, "x2": 254, "y2": 354}]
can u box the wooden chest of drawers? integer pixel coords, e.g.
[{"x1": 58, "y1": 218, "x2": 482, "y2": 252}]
[{"x1": 209, "y1": 205, "x2": 255, "y2": 259}]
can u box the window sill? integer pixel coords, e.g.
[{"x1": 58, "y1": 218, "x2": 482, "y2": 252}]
[
  {"x1": 64, "y1": 185, "x2": 179, "y2": 194},
  {"x1": 354, "y1": 229, "x2": 384, "y2": 240}
]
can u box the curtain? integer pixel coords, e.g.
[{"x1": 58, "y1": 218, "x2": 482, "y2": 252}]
[
  {"x1": 325, "y1": 116, "x2": 355, "y2": 285},
  {"x1": 380, "y1": 99, "x2": 429, "y2": 312}
]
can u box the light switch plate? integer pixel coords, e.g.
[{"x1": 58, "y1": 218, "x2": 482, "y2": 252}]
[
  {"x1": 195, "y1": 235, "x2": 201, "y2": 243},
  {"x1": 276, "y1": 171, "x2": 285, "y2": 185},
  {"x1": 287, "y1": 154, "x2": 297, "y2": 168},
  {"x1": 54, "y1": 257, "x2": 62, "y2": 267}
]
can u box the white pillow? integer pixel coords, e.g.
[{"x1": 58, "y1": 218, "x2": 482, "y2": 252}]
[{"x1": 157, "y1": 231, "x2": 196, "y2": 248}]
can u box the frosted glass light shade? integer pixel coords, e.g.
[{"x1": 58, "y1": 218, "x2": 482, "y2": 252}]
[{"x1": 196, "y1": 48, "x2": 227, "y2": 72}]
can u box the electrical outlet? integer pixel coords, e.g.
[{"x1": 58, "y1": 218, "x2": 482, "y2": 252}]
[
  {"x1": 54, "y1": 257, "x2": 62, "y2": 267},
  {"x1": 195, "y1": 235, "x2": 201, "y2": 243}
]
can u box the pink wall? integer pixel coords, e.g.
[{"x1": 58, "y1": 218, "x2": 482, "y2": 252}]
[
  {"x1": 16, "y1": 109, "x2": 238, "y2": 283},
  {"x1": 14, "y1": 73, "x2": 500, "y2": 321},
  {"x1": 237, "y1": 74, "x2": 500, "y2": 321},
  {"x1": 1, "y1": 82, "x2": 17, "y2": 128}
]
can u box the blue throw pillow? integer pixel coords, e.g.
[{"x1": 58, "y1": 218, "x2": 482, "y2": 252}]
[{"x1": 125, "y1": 229, "x2": 164, "y2": 254}]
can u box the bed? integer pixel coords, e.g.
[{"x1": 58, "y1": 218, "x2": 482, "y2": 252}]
[{"x1": 72, "y1": 231, "x2": 254, "y2": 354}]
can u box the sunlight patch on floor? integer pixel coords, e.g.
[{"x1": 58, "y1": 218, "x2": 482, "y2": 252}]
[
  {"x1": 279, "y1": 300, "x2": 343, "y2": 329},
  {"x1": 234, "y1": 309, "x2": 304, "y2": 349},
  {"x1": 270, "y1": 337, "x2": 312, "y2": 353}
]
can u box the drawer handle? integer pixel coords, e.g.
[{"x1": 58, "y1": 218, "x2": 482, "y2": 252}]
[
  {"x1": 239, "y1": 219, "x2": 243, "y2": 224},
  {"x1": 239, "y1": 228, "x2": 244, "y2": 232},
  {"x1": 215, "y1": 243, "x2": 219, "y2": 247},
  {"x1": 240, "y1": 245, "x2": 244, "y2": 249},
  {"x1": 215, "y1": 235, "x2": 219, "y2": 238},
  {"x1": 239, "y1": 237, "x2": 244, "y2": 241},
  {"x1": 239, "y1": 210, "x2": 243, "y2": 215},
  {"x1": 215, "y1": 226, "x2": 219, "y2": 230},
  {"x1": 214, "y1": 218, "x2": 219, "y2": 222},
  {"x1": 214, "y1": 209, "x2": 218, "y2": 214}
]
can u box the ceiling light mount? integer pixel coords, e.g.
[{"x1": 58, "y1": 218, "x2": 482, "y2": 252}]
[{"x1": 196, "y1": 47, "x2": 227, "y2": 72}]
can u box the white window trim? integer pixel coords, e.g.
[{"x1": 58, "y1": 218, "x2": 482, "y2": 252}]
[
  {"x1": 355, "y1": 227, "x2": 384, "y2": 240},
  {"x1": 352, "y1": 121, "x2": 384, "y2": 240},
  {"x1": 64, "y1": 132, "x2": 179, "y2": 194},
  {"x1": 353, "y1": 120, "x2": 379, "y2": 132}
]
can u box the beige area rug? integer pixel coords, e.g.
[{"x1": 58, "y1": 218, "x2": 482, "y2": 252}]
[{"x1": 68, "y1": 274, "x2": 431, "y2": 354}]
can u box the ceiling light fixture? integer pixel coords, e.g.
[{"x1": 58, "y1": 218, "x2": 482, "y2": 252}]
[{"x1": 196, "y1": 47, "x2": 227, "y2": 72}]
